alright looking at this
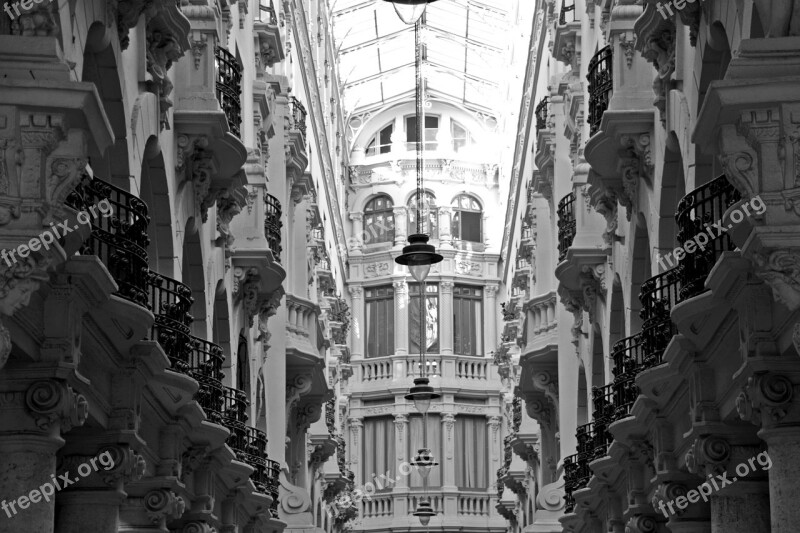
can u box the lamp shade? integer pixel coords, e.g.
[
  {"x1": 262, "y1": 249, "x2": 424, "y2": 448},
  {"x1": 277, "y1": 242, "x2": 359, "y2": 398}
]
[
  {"x1": 412, "y1": 498, "x2": 436, "y2": 526},
  {"x1": 404, "y1": 376, "x2": 440, "y2": 414},
  {"x1": 394, "y1": 234, "x2": 443, "y2": 276},
  {"x1": 411, "y1": 448, "x2": 439, "y2": 478},
  {"x1": 383, "y1": 0, "x2": 438, "y2": 4}
]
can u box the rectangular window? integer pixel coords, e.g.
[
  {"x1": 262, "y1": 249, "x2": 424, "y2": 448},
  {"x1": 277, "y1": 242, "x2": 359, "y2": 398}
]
[
  {"x1": 409, "y1": 283, "x2": 439, "y2": 354},
  {"x1": 379, "y1": 124, "x2": 393, "y2": 154},
  {"x1": 454, "y1": 415, "x2": 488, "y2": 489},
  {"x1": 362, "y1": 416, "x2": 396, "y2": 487},
  {"x1": 366, "y1": 286, "x2": 395, "y2": 358},
  {"x1": 407, "y1": 415, "x2": 442, "y2": 488},
  {"x1": 405, "y1": 115, "x2": 439, "y2": 150},
  {"x1": 453, "y1": 285, "x2": 483, "y2": 356}
]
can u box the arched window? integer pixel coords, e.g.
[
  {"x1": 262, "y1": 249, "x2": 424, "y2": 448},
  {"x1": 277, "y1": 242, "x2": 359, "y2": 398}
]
[
  {"x1": 451, "y1": 194, "x2": 482, "y2": 243},
  {"x1": 364, "y1": 195, "x2": 395, "y2": 244},
  {"x1": 365, "y1": 123, "x2": 394, "y2": 156},
  {"x1": 407, "y1": 191, "x2": 438, "y2": 239},
  {"x1": 451, "y1": 120, "x2": 473, "y2": 153}
]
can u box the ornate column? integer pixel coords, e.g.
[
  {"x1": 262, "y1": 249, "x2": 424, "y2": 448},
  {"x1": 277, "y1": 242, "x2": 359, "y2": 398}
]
[
  {"x1": 439, "y1": 281, "x2": 454, "y2": 355},
  {"x1": 440, "y1": 413, "x2": 456, "y2": 489},
  {"x1": 348, "y1": 286, "x2": 364, "y2": 359},
  {"x1": 685, "y1": 435, "x2": 770, "y2": 533},
  {"x1": 55, "y1": 445, "x2": 146, "y2": 533},
  {"x1": 393, "y1": 280, "x2": 409, "y2": 356},
  {"x1": 736, "y1": 372, "x2": 800, "y2": 533},
  {"x1": 484, "y1": 285, "x2": 499, "y2": 356},
  {"x1": 486, "y1": 415, "x2": 503, "y2": 478},
  {"x1": 0, "y1": 380, "x2": 88, "y2": 533},
  {"x1": 393, "y1": 414, "x2": 409, "y2": 490},
  {"x1": 438, "y1": 207, "x2": 452, "y2": 249},
  {"x1": 393, "y1": 206, "x2": 408, "y2": 246},
  {"x1": 349, "y1": 212, "x2": 364, "y2": 253},
  {"x1": 347, "y1": 418, "x2": 363, "y2": 487},
  {"x1": 651, "y1": 480, "x2": 711, "y2": 533}
]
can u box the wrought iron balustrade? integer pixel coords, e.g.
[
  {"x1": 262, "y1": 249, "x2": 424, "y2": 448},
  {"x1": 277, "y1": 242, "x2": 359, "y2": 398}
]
[
  {"x1": 535, "y1": 96, "x2": 549, "y2": 132},
  {"x1": 325, "y1": 397, "x2": 337, "y2": 436},
  {"x1": 199, "y1": 384, "x2": 248, "y2": 426},
  {"x1": 557, "y1": 192, "x2": 576, "y2": 262},
  {"x1": 516, "y1": 257, "x2": 528, "y2": 271},
  {"x1": 559, "y1": 0, "x2": 576, "y2": 25},
  {"x1": 215, "y1": 46, "x2": 243, "y2": 138},
  {"x1": 146, "y1": 271, "x2": 194, "y2": 368},
  {"x1": 611, "y1": 333, "x2": 646, "y2": 381},
  {"x1": 512, "y1": 396, "x2": 522, "y2": 433},
  {"x1": 521, "y1": 224, "x2": 533, "y2": 240},
  {"x1": 288, "y1": 96, "x2": 307, "y2": 138},
  {"x1": 563, "y1": 452, "x2": 591, "y2": 513},
  {"x1": 264, "y1": 193, "x2": 283, "y2": 261},
  {"x1": 228, "y1": 426, "x2": 270, "y2": 493},
  {"x1": 65, "y1": 175, "x2": 150, "y2": 307},
  {"x1": 587, "y1": 46, "x2": 613, "y2": 135},
  {"x1": 591, "y1": 384, "x2": 616, "y2": 426},
  {"x1": 675, "y1": 174, "x2": 742, "y2": 300},
  {"x1": 639, "y1": 268, "x2": 682, "y2": 367},
  {"x1": 188, "y1": 335, "x2": 225, "y2": 383},
  {"x1": 266, "y1": 458, "x2": 281, "y2": 516}
]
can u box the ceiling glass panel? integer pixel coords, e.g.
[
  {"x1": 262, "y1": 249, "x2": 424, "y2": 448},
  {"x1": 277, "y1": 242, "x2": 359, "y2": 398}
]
[{"x1": 332, "y1": 0, "x2": 515, "y2": 115}]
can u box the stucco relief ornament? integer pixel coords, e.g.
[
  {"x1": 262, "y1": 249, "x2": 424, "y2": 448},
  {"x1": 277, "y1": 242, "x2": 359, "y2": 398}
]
[
  {"x1": 752, "y1": 249, "x2": 800, "y2": 311},
  {"x1": 624, "y1": 515, "x2": 657, "y2": 533},
  {"x1": 144, "y1": 489, "x2": 185, "y2": 524}
]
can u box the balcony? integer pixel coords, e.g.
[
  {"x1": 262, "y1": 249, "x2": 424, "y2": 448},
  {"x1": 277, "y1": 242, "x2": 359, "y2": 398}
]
[
  {"x1": 675, "y1": 174, "x2": 742, "y2": 300},
  {"x1": 639, "y1": 268, "x2": 681, "y2": 367},
  {"x1": 266, "y1": 458, "x2": 281, "y2": 516},
  {"x1": 557, "y1": 193, "x2": 576, "y2": 262},
  {"x1": 215, "y1": 46, "x2": 243, "y2": 138},
  {"x1": 288, "y1": 96, "x2": 308, "y2": 139},
  {"x1": 65, "y1": 175, "x2": 151, "y2": 307},
  {"x1": 255, "y1": 0, "x2": 284, "y2": 70},
  {"x1": 535, "y1": 96, "x2": 549, "y2": 132},
  {"x1": 198, "y1": 383, "x2": 248, "y2": 427},
  {"x1": 264, "y1": 193, "x2": 283, "y2": 261},
  {"x1": 563, "y1": 452, "x2": 591, "y2": 514},
  {"x1": 587, "y1": 46, "x2": 613, "y2": 136},
  {"x1": 146, "y1": 271, "x2": 194, "y2": 366}
]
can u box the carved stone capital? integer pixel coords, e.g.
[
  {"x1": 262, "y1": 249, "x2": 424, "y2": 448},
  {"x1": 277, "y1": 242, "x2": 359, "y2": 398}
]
[
  {"x1": 182, "y1": 522, "x2": 216, "y2": 533},
  {"x1": 651, "y1": 482, "x2": 689, "y2": 516},
  {"x1": 25, "y1": 380, "x2": 88, "y2": 433},
  {"x1": 624, "y1": 514, "x2": 658, "y2": 533},
  {"x1": 98, "y1": 444, "x2": 146, "y2": 486},
  {"x1": 144, "y1": 488, "x2": 185, "y2": 525},
  {"x1": 685, "y1": 435, "x2": 731, "y2": 477},
  {"x1": 736, "y1": 371, "x2": 794, "y2": 427},
  {"x1": 752, "y1": 249, "x2": 800, "y2": 311}
]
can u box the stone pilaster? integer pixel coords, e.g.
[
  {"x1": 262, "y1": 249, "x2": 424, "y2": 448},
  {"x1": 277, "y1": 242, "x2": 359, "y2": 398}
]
[
  {"x1": 440, "y1": 413, "x2": 455, "y2": 489},
  {"x1": 438, "y1": 207, "x2": 453, "y2": 249},
  {"x1": 484, "y1": 284, "x2": 499, "y2": 356},
  {"x1": 393, "y1": 414, "x2": 409, "y2": 490},
  {"x1": 393, "y1": 280, "x2": 408, "y2": 356},
  {"x1": 348, "y1": 286, "x2": 364, "y2": 359},
  {"x1": 349, "y1": 212, "x2": 364, "y2": 253},
  {"x1": 393, "y1": 206, "x2": 408, "y2": 246},
  {"x1": 439, "y1": 281, "x2": 454, "y2": 355}
]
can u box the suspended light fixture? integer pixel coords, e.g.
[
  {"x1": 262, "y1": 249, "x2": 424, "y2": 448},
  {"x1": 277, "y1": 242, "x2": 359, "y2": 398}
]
[
  {"x1": 383, "y1": 0, "x2": 438, "y2": 4},
  {"x1": 404, "y1": 376, "x2": 439, "y2": 414},
  {"x1": 412, "y1": 498, "x2": 436, "y2": 526},
  {"x1": 410, "y1": 447, "x2": 439, "y2": 478}
]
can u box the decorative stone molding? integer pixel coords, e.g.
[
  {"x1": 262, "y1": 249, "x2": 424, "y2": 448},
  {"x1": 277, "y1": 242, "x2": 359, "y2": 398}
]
[
  {"x1": 624, "y1": 514, "x2": 658, "y2": 533},
  {"x1": 280, "y1": 474, "x2": 312, "y2": 515},
  {"x1": 182, "y1": 521, "x2": 217, "y2": 533},
  {"x1": 25, "y1": 380, "x2": 88, "y2": 432},
  {"x1": 234, "y1": 267, "x2": 261, "y2": 325},
  {"x1": 144, "y1": 488, "x2": 185, "y2": 525},
  {"x1": 364, "y1": 262, "x2": 391, "y2": 278},
  {"x1": 98, "y1": 444, "x2": 146, "y2": 486},
  {"x1": 487, "y1": 415, "x2": 502, "y2": 438},
  {"x1": 651, "y1": 482, "x2": 689, "y2": 516},
  {"x1": 685, "y1": 435, "x2": 731, "y2": 477},
  {"x1": 536, "y1": 479, "x2": 565, "y2": 511},
  {"x1": 752, "y1": 249, "x2": 800, "y2": 311},
  {"x1": 736, "y1": 372, "x2": 794, "y2": 427},
  {"x1": 636, "y1": 10, "x2": 676, "y2": 121},
  {"x1": 531, "y1": 371, "x2": 559, "y2": 408},
  {"x1": 525, "y1": 397, "x2": 554, "y2": 429},
  {"x1": 558, "y1": 285, "x2": 585, "y2": 346}
]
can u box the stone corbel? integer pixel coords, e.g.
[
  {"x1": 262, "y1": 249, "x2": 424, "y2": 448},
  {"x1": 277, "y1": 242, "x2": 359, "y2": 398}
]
[
  {"x1": 215, "y1": 185, "x2": 247, "y2": 254},
  {"x1": 531, "y1": 371, "x2": 559, "y2": 410},
  {"x1": 685, "y1": 435, "x2": 731, "y2": 478},
  {"x1": 558, "y1": 285, "x2": 586, "y2": 345},
  {"x1": 636, "y1": 9, "x2": 676, "y2": 122},
  {"x1": 588, "y1": 185, "x2": 622, "y2": 246},
  {"x1": 233, "y1": 267, "x2": 261, "y2": 326},
  {"x1": 579, "y1": 264, "x2": 605, "y2": 322},
  {"x1": 98, "y1": 444, "x2": 147, "y2": 487},
  {"x1": 752, "y1": 248, "x2": 800, "y2": 311}
]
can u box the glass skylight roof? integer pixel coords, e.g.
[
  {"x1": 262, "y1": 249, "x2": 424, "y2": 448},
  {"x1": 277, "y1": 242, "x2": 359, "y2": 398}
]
[{"x1": 332, "y1": 0, "x2": 515, "y2": 115}]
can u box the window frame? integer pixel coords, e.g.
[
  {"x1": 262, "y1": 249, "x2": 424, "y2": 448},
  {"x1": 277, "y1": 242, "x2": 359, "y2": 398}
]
[
  {"x1": 405, "y1": 114, "x2": 440, "y2": 151},
  {"x1": 364, "y1": 195, "x2": 395, "y2": 245},
  {"x1": 450, "y1": 120, "x2": 472, "y2": 153},
  {"x1": 365, "y1": 122, "x2": 394, "y2": 156},
  {"x1": 365, "y1": 285, "x2": 395, "y2": 358},
  {"x1": 408, "y1": 282, "x2": 440, "y2": 355},
  {"x1": 451, "y1": 194, "x2": 483, "y2": 243},
  {"x1": 453, "y1": 284, "x2": 483, "y2": 356},
  {"x1": 407, "y1": 191, "x2": 438, "y2": 239}
]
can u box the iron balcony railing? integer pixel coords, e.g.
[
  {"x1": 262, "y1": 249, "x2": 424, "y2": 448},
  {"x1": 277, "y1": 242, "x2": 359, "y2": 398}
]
[
  {"x1": 215, "y1": 46, "x2": 243, "y2": 138},
  {"x1": 65, "y1": 175, "x2": 150, "y2": 307},
  {"x1": 266, "y1": 458, "x2": 281, "y2": 516},
  {"x1": 258, "y1": 0, "x2": 277, "y2": 24},
  {"x1": 264, "y1": 192, "x2": 283, "y2": 261},
  {"x1": 326, "y1": 397, "x2": 337, "y2": 436},
  {"x1": 146, "y1": 271, "x2": 194, "y2": 368},
  {"x1": 675, "y1": 174, "x2": 742, "y2": 300},
  {"x1": 535, "y1": 96, "x2": 549, "y2": 132},
  {"x1": 511, "y1": 396, "x2": 522, "y2": 433},
  {"x1": 557, "y1": 192, "x2": 576, "y2": 262},
  {"x1": 639, "y1": 268, "x2": 681, "y2": 367},
  {"x1": 587, "y1": 45, "x2": 613, "y2": 135},
  {"x1": 288, "y1": 96, "x2": 308, "y2": 139},
  {"x1": 228, "y1": 426, "x2": 268, "y2": 487},
  {"x1": 563, "y1": 452, "x2": 591, "y2": 513},
  {"x1": 198, "y1": 383, "x2": 248, "y2": 426},
  {"x1": 559, "y1": 0, "x2": 576, "y2": 25}
]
